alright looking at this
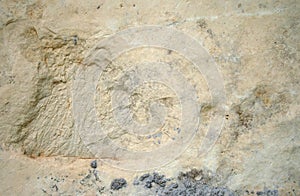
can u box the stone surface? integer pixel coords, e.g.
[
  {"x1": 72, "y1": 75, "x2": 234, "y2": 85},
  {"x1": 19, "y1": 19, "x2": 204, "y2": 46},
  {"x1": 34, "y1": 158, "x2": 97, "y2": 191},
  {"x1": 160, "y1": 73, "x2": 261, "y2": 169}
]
[{"x1": 0, "y1": 0, "x2": 299, "y2": 195}]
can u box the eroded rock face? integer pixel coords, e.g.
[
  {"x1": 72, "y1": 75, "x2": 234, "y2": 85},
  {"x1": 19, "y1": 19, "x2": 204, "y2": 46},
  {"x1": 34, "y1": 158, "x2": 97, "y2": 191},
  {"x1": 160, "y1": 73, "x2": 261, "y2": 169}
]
[
  {"x1": 0, "y1": 0, "x2": 299, "y2": 195},
  {"x1": 0, "y1": 22, "x2": 90, "y2": 157}
]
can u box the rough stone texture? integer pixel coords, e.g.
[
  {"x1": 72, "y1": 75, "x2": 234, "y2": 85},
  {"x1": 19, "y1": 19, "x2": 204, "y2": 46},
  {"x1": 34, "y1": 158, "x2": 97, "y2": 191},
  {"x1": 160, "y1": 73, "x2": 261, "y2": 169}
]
[{"x1": 0, "y1": 0, "x2": 299, "y2": 195}]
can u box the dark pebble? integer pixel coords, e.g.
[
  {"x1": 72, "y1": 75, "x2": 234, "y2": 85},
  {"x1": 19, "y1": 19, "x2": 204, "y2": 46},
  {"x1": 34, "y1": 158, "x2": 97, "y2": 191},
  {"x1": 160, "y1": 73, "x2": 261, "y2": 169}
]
[
  {"x1": 170, "y1": 183, "x2": 178, "y2": 189},
  {"x1": 111, "y1": 178, "x2": 127, "y2": 190},
  {"x1": 90, "y1": 160, "x2": 97, "y2": 169},
  {"x1": 139, "y1": 173, "x2": 150, "y2": 181},
  {"x1": 145, "y1": 182, "x2": 152, "y2": 189},
  {"x1": 257, "y1": 191, "x2": 264, "y2": 195}
]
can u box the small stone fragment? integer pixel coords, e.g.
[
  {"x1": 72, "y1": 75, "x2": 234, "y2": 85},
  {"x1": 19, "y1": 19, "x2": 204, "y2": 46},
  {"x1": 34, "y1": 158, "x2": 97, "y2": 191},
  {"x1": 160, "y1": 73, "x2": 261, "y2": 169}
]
[
  {"x1": 90, "y1": 160, "x2": 97, "y2": 169},
  {"x1": 139, "y1": 173, "x2": 150, "y2": 181},
  {"x1": 111, "y1": 178, "x2": 127, "y2": 190},
  {"x1": 145, "y1": 182, "x2": 152, "y2": 189}
]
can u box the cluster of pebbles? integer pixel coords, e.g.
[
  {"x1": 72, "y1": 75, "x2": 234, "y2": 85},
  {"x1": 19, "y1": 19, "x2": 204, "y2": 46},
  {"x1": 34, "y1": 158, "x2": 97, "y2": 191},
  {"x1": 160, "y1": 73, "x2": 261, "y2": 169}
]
[
  {"x1": 37, "y1": 160, "x2": 280, "y2": 195},
  {"x1": 132, "y1": 169, "x2": 235, "y2": 196},
  {"x1": 108, "y1": 166, "x2": 279, "y2": 196}
]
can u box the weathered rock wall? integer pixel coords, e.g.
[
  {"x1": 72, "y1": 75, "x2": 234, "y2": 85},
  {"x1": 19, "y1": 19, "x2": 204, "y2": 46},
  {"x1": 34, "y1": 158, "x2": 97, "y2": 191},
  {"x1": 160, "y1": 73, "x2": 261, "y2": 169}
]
[{"x1": 0, "y1": 0, "x2": 299, "y2": 195}]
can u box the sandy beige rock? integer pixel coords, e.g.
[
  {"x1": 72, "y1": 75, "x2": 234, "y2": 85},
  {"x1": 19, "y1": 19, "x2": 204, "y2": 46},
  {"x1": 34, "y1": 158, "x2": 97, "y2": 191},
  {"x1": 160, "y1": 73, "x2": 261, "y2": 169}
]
[{"x1": 0, "y1": 0, "x2": 299, "y2": 195}]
